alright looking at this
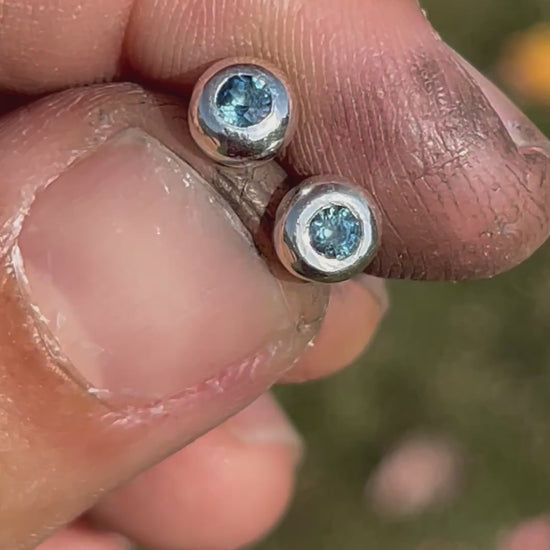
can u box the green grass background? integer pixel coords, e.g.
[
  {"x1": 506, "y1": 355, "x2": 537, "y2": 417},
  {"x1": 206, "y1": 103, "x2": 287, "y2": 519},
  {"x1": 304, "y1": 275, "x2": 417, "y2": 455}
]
[{"x1": 143, "y1": 0, "x2": 550, "y2": 548}]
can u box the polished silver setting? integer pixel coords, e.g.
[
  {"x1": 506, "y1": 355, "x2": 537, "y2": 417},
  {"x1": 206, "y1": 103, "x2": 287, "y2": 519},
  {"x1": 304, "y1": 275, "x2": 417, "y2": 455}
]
[
  {"x1": 274, "y1": 177, "x2": 380, "y2": 283},
  {"x1": 189, "y1": 58, "x2": 296, "y2": 166}
]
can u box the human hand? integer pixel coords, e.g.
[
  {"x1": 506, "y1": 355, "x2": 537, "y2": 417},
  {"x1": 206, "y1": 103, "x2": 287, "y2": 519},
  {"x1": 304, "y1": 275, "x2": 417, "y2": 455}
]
[{"x1": 0, "y1": 1, "x2": 548, "y2": 549}]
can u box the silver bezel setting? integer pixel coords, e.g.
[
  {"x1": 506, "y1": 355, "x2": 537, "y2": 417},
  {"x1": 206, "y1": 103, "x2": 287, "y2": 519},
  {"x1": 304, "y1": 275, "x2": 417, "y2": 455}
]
[
  {"x1": 189, "y1": 58, "x2": 295, "y2": 166},
  {"x1": 274, "y1": 177, "x2": 380, "y2": 283}
]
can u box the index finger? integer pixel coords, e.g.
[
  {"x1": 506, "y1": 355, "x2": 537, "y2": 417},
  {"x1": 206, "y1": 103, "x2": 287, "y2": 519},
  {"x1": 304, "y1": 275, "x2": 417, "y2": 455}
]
[{"x1": 1, "y1": 0, "x2": 548, "y2": 280}]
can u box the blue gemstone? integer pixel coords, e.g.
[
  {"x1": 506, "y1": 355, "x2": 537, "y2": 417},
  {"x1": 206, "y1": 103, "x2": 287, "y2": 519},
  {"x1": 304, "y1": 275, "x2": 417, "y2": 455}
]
[
  {"x1": 308, "y1": 205, "x2": 362, "y2": 260},
  {"x1": 216, "y1": 75, "x2": 273, "y2": 128}
]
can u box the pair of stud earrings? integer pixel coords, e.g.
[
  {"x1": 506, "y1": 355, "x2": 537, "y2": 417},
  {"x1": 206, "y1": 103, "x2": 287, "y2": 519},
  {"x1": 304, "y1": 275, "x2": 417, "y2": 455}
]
[{"x1": 189, "y1": 58, "x2": 380, "y2": 283}]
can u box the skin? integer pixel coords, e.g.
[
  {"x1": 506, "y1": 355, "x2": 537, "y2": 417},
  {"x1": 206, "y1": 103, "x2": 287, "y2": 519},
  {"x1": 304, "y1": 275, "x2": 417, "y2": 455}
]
[{"x1": 0, "y1": 1, "x2": 547, "y2": 549}]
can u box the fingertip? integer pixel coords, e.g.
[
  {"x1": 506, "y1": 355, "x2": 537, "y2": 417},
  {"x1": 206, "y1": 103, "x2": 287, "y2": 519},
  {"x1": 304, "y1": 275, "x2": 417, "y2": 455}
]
[
  {"x1": 91, "y1": 395, "x2": 299, "y2": 550},
  {"x1": 284, "y1": 276, "x2": 387, "y2": 382}
]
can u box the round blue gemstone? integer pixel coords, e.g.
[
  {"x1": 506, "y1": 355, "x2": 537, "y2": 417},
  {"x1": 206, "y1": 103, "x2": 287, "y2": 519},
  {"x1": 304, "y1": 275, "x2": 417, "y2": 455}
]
[
  {"x1": 216, "y1": 75, "x2": 273, "y2": 128},
  {"x1": 308, "y1": 205, "x2": 362, "y2": 260}
]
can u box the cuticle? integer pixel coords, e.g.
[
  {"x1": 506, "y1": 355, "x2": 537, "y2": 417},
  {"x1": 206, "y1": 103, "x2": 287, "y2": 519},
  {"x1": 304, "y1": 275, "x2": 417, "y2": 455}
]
[
  {"x1": 99, "y1": 328, "x2": 293, "y2": 428},
  {"x1": 8, "y1": 244, "x2": 113, "y2": 405}
]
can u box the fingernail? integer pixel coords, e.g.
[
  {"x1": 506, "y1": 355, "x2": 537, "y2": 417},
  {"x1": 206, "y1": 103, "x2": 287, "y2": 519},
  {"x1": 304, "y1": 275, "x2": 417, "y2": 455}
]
[
  {"x1": 36, "y1": 528, "x2": 133, "y2": 550},
  {"x1": 18, "y1": 129, "x2": 295, "y2": 399},
  {"x1": 225, "y1": 394, "x2": 304, "y2": 465},
  {"x1": 355, "y1": 274, "x2": 389, "y2": 317}
]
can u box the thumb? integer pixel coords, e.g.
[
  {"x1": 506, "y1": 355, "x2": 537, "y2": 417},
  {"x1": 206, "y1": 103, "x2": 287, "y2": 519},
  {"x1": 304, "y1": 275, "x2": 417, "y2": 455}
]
[{"x1": 0, "y1": 85, "x2": 325, "y2": 548}]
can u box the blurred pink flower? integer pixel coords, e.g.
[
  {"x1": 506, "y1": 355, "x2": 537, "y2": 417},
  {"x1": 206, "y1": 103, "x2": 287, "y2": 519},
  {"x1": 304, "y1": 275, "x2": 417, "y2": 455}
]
[
  {"x1": 499, "y1": 516, "x2": 550, "y2": 550},
  {"x1": 366, "y1": 435, "x2": 462, "y2": 519}
]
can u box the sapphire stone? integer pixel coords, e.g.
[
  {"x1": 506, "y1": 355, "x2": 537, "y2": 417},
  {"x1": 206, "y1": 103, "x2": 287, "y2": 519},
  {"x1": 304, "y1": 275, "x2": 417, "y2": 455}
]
[
  {"x1": 308, "y1": 205, "x2": 362, "y2": 260},
  {"x1": 216, "y1": 75, "x2": 273, "y2": 128}
]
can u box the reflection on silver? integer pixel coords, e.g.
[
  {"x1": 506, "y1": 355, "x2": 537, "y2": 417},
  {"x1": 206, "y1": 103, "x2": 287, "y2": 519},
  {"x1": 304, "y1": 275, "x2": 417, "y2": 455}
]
[
  {"x1": 189, "y1": 58, "x2": 296, "y2": 166},
  {"x1": 274, "y1": 177, "x2": 380, "y2": 283}
]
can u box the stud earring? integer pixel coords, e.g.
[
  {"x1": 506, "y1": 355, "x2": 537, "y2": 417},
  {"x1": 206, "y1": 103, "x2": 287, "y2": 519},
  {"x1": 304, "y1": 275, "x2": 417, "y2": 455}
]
[
  {"x1": 189, "y1": 59, "x2": 379, "y2": 282},
  {"x1": 189, "y1": 58, "x2": 296, "y2": 166},
  {"x1": 274, "y1": 176, "x2": 380, "y2": 283}
]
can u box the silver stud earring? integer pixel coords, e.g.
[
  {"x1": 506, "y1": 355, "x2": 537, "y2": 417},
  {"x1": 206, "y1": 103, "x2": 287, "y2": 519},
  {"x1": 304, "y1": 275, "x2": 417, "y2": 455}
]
[
  {"x1": 274, "y1": 176, "x2": 380, "y2": 283},
  {"x1": 189, "y1": 58, "x2": 296, "y2": 166}
]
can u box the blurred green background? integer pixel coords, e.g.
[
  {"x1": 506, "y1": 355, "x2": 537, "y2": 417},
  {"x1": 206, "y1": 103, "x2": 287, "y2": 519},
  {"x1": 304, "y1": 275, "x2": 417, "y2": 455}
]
[{"x1": 260, "y1": 1, "x2": 550, "y2": 549}]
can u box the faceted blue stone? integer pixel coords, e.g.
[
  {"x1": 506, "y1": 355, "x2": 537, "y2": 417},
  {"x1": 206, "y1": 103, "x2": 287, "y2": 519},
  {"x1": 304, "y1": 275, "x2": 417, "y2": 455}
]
[
  {"x1": 308, "y1": 205, "x2": 362, "y2": 260},
  {"x1": 216, "y1": 75, "x2": 273, "y2": 128}
]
